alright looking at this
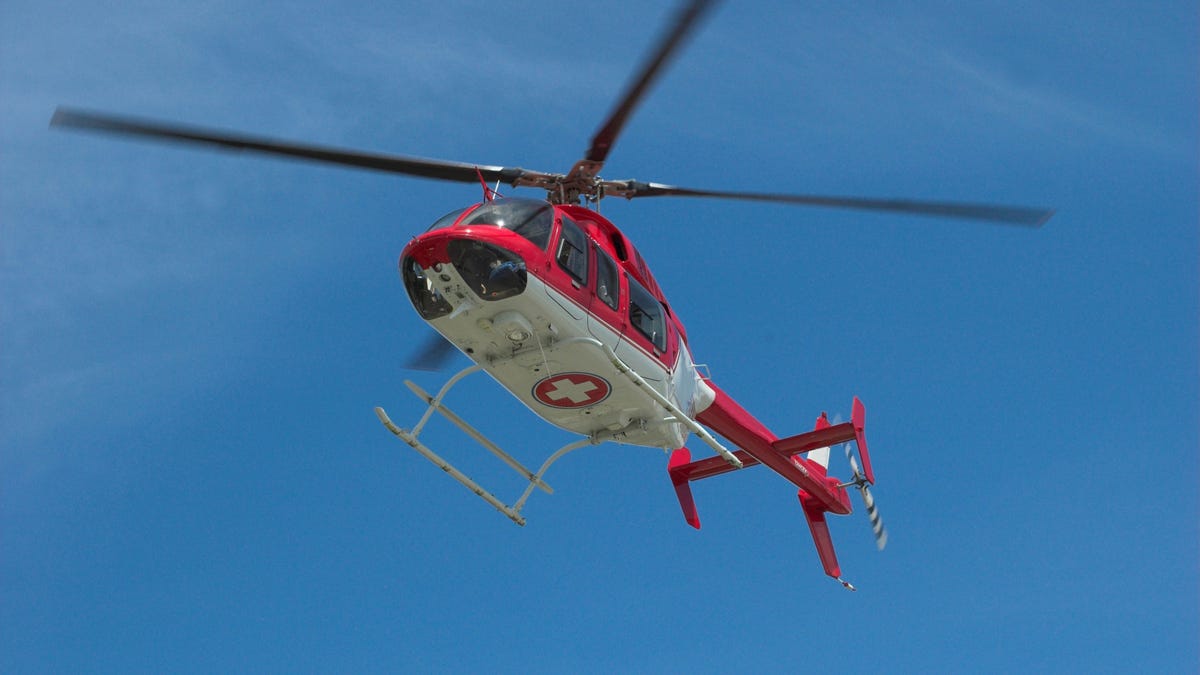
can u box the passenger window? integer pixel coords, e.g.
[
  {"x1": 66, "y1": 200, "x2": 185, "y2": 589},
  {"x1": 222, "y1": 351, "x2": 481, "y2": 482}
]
[
  {"x1": 628, "y1": 274, "x2": 666, "y2": 352},
  {"x1": 556, "y1": 216, "x2": 589, "y2": 285},
  {"x1": 595, "y1": 245, "x2": 620, "y2": 310}
]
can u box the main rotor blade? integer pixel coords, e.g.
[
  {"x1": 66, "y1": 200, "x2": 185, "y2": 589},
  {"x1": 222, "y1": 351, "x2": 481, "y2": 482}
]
[
  {"x1": 51, "y1": 107, "x2": 533, "y2": 186},
  {"x1": 584, "y1": 0, "x2": 718, "y2": 164},
  {"x1": 614, "y1": 181, "x2": 1054, "y2": 226},
  {"x1": 404, "y1": 334, "x2": 459, "y2": 372}
]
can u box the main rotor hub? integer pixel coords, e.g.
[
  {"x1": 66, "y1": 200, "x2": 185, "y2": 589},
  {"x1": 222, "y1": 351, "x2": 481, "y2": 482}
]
[{"x1": 540, "y1": 159, "x2": 606, "y2": 205}]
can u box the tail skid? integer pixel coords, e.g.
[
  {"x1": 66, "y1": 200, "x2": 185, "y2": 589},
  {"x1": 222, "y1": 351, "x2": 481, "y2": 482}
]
[{"x1": 670, "y1": 390, "x2": 882, "y2": 589}]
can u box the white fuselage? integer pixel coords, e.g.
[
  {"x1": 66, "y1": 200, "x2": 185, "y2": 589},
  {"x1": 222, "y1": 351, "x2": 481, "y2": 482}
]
[{"x1": 422, "y1": 263, "x2": 713, "y2": 450}]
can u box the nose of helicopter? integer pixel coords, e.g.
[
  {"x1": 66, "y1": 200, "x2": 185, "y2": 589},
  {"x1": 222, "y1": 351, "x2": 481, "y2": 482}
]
[{"x1": 401, "y1": 232, "x2": 528, "y2": 320}]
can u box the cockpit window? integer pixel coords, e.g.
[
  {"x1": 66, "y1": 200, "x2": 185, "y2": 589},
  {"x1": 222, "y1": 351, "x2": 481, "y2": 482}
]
[
  {"x1": 402, "y1": 257, "x2": 452, "y2": 320},
  {"x1": 460, "y1": 198, "x2": 553, "y2": 249},
  {"x1": 628, "y1": 274, "x2": 666, "y2": 352},
  {"x1": 426, "y1": 206, "x2": 473, "y2": 232}
]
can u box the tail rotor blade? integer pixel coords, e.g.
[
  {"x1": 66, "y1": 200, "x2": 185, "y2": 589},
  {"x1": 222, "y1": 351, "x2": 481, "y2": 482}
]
[
  {"x1": 844, "y1": 442, "x2": 887, "y2": 550},
  {"x1": 860, "y1": 484, "x2": 888, "y2": 551},
  {"x1": 844, "y1": 442, "x2": 862, "y2": 480}
]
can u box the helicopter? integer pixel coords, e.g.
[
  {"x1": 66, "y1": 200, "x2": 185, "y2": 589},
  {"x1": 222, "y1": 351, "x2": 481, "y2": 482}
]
[{"x1": 50, "y1": 0, "x2": 1052, "y2": 590}]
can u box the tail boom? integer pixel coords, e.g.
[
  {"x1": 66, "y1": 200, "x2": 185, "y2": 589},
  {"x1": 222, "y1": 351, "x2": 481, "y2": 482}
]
[
  {"x1": 691, "y1": 381, "x2": 853, "y2": 514},
  {"x1": 670, "y1": 381, "x2": 875, "y2": 583}
]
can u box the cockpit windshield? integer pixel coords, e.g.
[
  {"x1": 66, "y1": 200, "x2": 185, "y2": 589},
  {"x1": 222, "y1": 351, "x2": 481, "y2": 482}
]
[
  {"x1": 459, "y1": 198, "x2": 554, "y2": 249},
  {"x1": 425, "y1": 206, "x2": 472, "y2": 232}
]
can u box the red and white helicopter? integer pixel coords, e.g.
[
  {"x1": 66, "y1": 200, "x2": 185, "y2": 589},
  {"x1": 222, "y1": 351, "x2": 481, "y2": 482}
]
[{"x1": 52, "y1": 0, "x2": 1051, "y2": 589}]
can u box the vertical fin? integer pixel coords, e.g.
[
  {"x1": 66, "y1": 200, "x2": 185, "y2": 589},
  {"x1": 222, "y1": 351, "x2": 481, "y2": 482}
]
[
  {"x1": 668, "y1": 448, "x2": 701, "y2": 529},
  {"x1": 799, "y1": 492, "x2": 840, "y2": 579},
  {"x1": 807, "y1": 411, "x2": 831, "y2": 470},
  {"x1": 852, "y1": 397, "x2": 873, "y2": 484}
]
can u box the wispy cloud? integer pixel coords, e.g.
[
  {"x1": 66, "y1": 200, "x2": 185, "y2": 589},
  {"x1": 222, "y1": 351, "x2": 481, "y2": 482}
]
[{"x1": 929, "y1": 48, "x2": 1182, "y2": 156}]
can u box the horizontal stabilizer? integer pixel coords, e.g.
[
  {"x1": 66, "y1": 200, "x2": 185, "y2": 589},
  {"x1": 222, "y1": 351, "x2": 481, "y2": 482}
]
[{"x1": 667, "y1": 392, "x2": 878, "y2": 586}]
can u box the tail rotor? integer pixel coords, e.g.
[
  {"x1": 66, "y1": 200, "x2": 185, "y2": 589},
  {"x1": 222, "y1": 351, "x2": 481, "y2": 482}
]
[{"x1": 843, "y1": 442, "x2": 888, "y2": 551}]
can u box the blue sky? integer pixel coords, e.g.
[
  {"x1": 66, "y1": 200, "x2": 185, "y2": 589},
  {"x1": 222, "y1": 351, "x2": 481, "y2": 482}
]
[{"x1": 2, "y1": 1, "x2": 1196, "y2": 672}]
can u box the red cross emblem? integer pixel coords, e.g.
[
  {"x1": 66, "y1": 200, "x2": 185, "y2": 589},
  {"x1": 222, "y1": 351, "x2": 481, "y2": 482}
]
[{"x1": 532, "y1": 373, "x2": 612, "y2": 408}]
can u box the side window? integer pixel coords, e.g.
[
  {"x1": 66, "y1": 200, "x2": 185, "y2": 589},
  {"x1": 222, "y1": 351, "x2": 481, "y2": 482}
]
[
  {"x1": 609, "y1": 232, "x2": 629, "y2": 261},
  {"x1": 595, "y1": 245, "x2": 620, "y2": 311},
  {"x1": 556, "y1": 216, "x2": 589, "y2": 285},
  {"x1": 628, "y1": 274, "x2": 666, "y2": 352}
]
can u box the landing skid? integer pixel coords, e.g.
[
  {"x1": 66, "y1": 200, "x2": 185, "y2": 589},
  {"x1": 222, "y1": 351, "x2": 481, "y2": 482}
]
[
  {"x1": 375, "y1": 363, "x2": 604, "y2": 526},
  {"x1": 374, "y1": 338, "x2": 739, "y2": 523},
  {"x1": 376, "y1": 339, "x2": 739, "y2": 526}
]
